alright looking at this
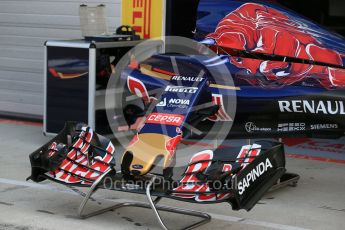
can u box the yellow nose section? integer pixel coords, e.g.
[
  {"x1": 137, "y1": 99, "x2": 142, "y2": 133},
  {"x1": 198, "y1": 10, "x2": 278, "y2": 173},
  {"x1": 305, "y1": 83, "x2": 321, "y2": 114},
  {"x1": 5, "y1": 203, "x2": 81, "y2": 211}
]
[{"x1": 122, "y1": 133, "x2": 174, "y2": 175}]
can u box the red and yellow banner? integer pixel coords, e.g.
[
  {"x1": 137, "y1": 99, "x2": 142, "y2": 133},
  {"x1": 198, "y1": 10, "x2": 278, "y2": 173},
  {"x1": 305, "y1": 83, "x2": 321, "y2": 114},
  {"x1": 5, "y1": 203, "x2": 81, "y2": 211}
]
[{"x1": 122, "y1": 0, "x2": 165, "y2": 39}]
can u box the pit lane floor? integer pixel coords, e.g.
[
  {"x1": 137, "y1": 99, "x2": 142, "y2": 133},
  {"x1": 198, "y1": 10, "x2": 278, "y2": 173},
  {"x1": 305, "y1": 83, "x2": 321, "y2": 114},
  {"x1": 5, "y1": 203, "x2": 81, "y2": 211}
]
[{"x1": 0, "y1": 121, "x2": 344, "y2": 230}]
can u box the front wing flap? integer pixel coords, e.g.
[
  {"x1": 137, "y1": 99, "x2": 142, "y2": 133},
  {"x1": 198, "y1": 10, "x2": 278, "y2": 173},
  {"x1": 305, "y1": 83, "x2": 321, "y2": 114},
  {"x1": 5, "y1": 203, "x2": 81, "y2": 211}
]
[
  {"x1": 28, "y1": 122, "x2": 116, "y2": 186},
  {"x1": 170, "y1": 141, "x2": 286, "y2": 210}
]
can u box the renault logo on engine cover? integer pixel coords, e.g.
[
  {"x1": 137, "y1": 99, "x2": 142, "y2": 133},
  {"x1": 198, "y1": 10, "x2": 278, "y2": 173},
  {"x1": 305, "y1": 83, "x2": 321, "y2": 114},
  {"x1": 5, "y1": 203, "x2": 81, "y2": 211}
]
[{"x1": 278, "y1": 100, "x2": 345, "y2": 115}]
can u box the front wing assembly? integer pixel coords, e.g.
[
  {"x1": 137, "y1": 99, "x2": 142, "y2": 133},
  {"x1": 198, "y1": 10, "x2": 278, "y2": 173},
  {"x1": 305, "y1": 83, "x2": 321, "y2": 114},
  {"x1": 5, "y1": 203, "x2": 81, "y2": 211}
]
[{"x1": 28, "y1": 122, "x2": 285, "y2": 212}]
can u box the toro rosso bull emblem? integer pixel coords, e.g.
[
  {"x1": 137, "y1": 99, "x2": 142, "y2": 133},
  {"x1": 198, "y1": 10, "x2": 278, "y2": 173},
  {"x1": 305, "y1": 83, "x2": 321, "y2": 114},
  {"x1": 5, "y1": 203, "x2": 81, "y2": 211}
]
[{"x1": 207, "y1": 3, "x2": 345, "y2": 88}]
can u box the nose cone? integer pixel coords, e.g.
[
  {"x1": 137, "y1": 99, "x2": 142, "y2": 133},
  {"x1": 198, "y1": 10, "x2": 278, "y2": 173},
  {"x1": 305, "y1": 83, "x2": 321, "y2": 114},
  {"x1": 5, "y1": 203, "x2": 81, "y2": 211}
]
[{"x1": 121, "y1": 133, "x2": 174, "y2": 176}]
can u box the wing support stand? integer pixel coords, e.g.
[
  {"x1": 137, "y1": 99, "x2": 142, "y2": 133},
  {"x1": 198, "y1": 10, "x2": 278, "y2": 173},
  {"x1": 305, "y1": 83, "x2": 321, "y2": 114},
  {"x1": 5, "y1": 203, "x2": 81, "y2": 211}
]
[
  {"x1": 269, "y1": 172, "x2": 300, "y2": 191},
  {"x1": 77, "y1": 172, "x2": 211, "y2": 230},
  {"x1": 267, "y1": 138, "x2": 300, "y2": 192}
]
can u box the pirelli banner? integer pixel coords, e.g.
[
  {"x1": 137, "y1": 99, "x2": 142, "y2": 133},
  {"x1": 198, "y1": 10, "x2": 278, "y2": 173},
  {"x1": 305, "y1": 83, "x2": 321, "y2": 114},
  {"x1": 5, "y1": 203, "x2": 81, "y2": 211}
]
[{"x1": 122, "y1": 0, "x2": 166, "y2": 39}]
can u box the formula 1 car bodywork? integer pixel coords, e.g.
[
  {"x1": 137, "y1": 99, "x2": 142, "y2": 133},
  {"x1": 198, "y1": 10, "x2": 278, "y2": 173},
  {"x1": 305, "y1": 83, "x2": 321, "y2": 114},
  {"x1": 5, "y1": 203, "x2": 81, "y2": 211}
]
[{"x1": 28, "y1": 0, "x2": 345, "y2": 229}]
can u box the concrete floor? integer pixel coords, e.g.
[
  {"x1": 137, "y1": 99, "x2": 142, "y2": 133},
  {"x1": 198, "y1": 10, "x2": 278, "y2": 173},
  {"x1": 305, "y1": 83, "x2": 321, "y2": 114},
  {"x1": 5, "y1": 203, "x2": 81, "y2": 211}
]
[{"x1": 0, "y1": 122, "x2": 344, "y2": 230}]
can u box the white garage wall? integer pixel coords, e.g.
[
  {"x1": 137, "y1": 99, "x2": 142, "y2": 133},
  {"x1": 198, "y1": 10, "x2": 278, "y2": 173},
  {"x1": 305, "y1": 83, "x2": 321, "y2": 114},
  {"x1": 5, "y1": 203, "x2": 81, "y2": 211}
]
[{"x1": 0, "y1": 0, "x2": 122, "y2": 119}]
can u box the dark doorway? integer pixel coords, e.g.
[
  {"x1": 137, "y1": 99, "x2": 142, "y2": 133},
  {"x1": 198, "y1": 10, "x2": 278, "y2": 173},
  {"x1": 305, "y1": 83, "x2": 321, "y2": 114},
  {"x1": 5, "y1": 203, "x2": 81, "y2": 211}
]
[
  {"x1": 277, "y1": 0, "x2": 345, "y2": 36},
  {"x1": 165, "y1": 0, "x2": 200, "y2": 38}
]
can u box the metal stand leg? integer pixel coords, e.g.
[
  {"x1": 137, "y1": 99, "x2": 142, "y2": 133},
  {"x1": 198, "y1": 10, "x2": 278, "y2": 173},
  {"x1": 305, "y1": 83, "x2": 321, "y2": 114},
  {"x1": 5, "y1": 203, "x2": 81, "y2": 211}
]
[
  {"x1": 77, "y1": 174, "x2": 211, "y2": 230},
  {"x1": 78, "y1": 168, "x2": 115, "y2": 218},
  {"x1": 145, "y1": 176, "x2": 211, "y2": 230}
]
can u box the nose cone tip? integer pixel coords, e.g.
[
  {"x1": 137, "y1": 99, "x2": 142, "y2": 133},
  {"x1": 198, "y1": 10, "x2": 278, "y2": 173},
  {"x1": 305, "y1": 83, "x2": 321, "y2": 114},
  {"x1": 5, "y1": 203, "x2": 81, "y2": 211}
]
[{"x1": 131, "y1": 170, "x2": 142, "y2": 176}]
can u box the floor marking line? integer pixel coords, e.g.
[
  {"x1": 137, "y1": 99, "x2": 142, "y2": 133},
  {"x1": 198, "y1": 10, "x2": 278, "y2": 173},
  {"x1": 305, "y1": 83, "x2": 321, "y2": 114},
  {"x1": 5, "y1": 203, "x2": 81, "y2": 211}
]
[
  {"x1": 0, "y1": 178, "x2": 310, "y2": 230},
  {"x1": 0, "y1": 178, "x2": 75, "y2": 195},
  {"x1": 0, "y1": 119, "x2": 42, "y2": 127},
  {"x1": 181, "y1": 140, "x2": 345, "y2": 165},
  {"x1": 286, "y1": 154, "x2": 345, "y2": 164}
]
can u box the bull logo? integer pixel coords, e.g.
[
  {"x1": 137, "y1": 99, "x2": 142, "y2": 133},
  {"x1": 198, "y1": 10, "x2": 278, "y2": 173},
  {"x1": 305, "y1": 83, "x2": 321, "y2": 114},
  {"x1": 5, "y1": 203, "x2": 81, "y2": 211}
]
[{"x1": 207, "y1": 3, "x2": 345, "y2": 88}]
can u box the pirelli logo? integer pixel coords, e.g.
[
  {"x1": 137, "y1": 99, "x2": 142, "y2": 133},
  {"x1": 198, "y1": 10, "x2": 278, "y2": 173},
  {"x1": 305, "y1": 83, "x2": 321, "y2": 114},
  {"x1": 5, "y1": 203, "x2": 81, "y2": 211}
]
[{"x1": 122, "y1": 0, "x2": 164, "y2": 39}]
